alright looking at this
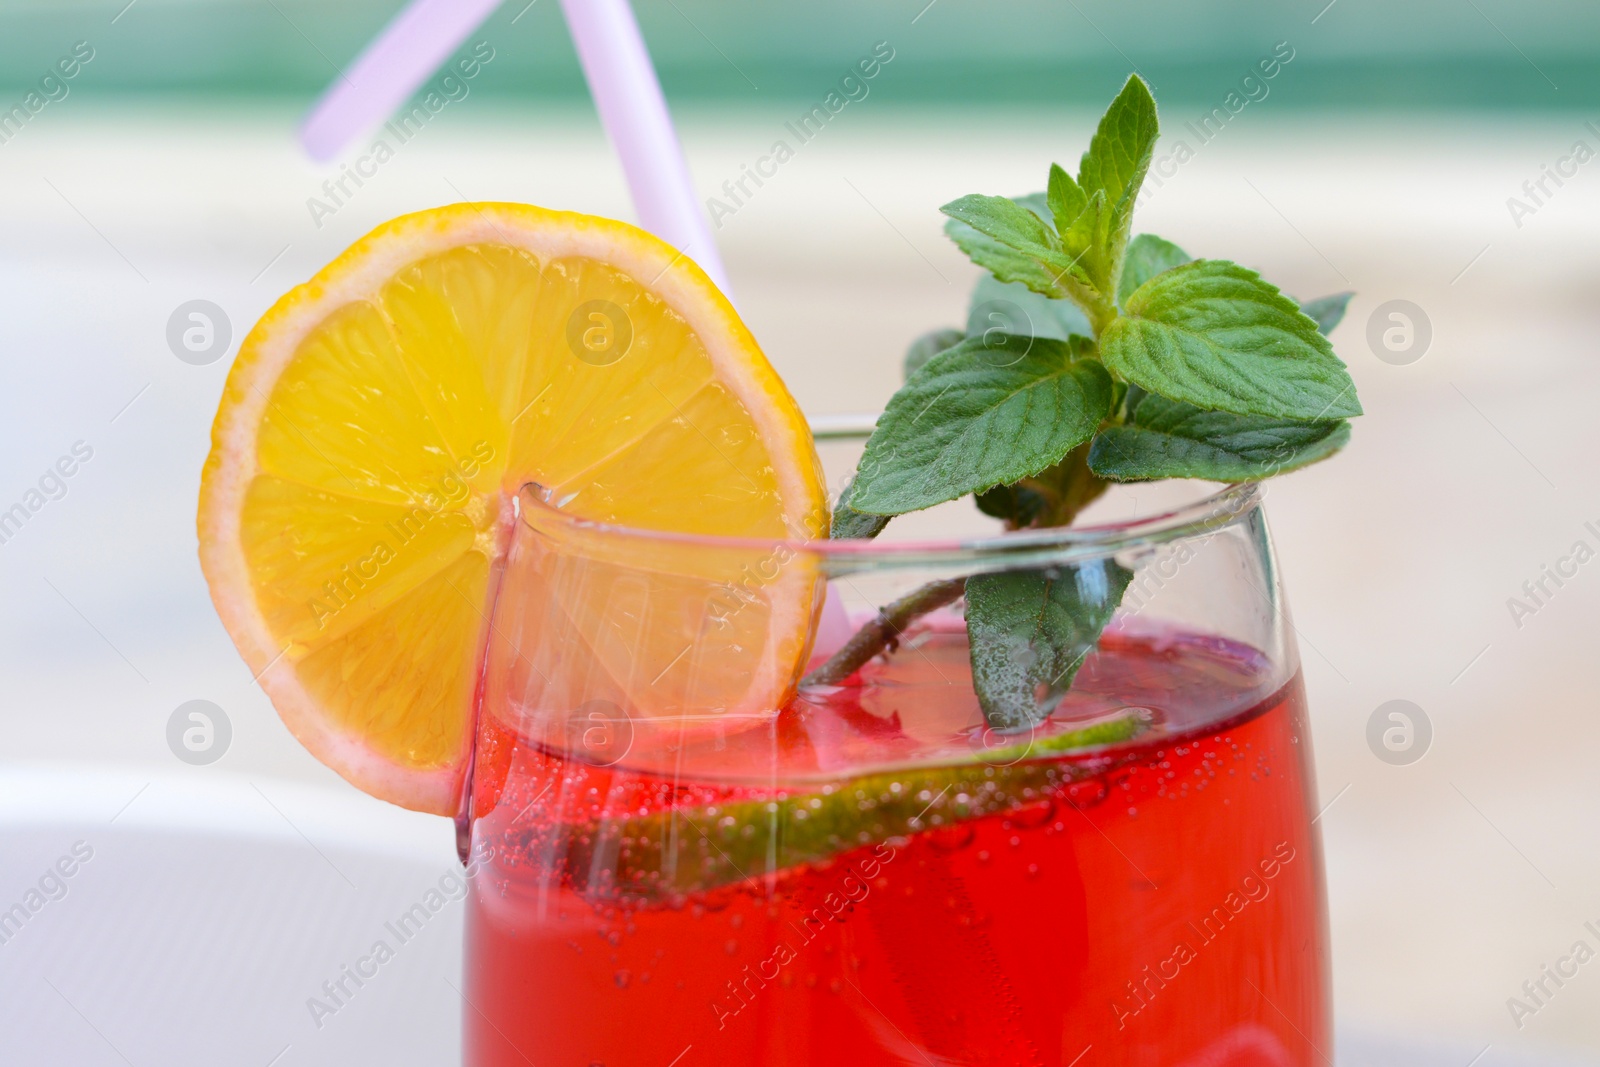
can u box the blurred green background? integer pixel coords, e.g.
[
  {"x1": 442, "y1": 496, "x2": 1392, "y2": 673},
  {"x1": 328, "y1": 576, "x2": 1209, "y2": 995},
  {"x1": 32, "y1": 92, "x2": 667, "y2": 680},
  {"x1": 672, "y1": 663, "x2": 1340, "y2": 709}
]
[{"x1": 0, "y1": 0, "x2": 1593, "y2": 108}]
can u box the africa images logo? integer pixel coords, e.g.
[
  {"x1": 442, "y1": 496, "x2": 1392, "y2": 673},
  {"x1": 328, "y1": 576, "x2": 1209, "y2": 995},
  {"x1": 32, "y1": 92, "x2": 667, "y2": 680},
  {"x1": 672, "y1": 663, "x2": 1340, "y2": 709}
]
[
  {"x1": 305, "y1": 442, "x2": 496, "y2": 631},
  {"x1": 709, "y1": 842, "x2": 897, "y2": 1031},
  {"x1": 0, "y1": 41, "x2": 95, "y2": 147},
  {"x1": 1110, "y1": 842, "x2": 1298, "y2": 1028},
  {"x1": 305, "y1": 42, "x2": 496, "y2": 229},
  {"x1": 703, "y1": 41, "x2": 896, "y2": 229}
]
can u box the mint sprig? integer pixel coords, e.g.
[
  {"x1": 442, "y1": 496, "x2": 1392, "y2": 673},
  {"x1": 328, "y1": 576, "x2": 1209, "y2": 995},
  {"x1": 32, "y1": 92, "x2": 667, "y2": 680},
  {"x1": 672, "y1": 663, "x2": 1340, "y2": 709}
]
[{"x1": 818, "y1": 74, "x2": 1362, "y2": 733}]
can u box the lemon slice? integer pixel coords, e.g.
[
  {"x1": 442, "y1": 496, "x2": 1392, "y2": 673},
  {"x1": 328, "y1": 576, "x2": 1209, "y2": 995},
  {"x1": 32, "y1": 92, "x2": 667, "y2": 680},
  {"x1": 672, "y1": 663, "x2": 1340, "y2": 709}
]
[{"x1": 198, "y1": 204, "x2": 827, "y2": 814}]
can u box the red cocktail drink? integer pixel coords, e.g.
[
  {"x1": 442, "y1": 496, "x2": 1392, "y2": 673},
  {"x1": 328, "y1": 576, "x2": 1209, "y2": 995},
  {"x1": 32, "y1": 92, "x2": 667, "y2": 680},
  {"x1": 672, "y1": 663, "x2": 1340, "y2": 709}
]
[{"x1": 465, "y1": 613, "x2": 1328, "y2": 1066}]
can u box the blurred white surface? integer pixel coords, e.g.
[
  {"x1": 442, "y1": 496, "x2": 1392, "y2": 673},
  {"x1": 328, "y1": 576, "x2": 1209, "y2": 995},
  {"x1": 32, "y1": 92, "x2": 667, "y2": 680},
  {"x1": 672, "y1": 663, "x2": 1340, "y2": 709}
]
[
  {"x1": 0, "y1": 769, "x2": 1590, "y2": 1067},
  {"x1": 0, "y1": 768, "x2": 459, "y2": 1066},
  {"x1": 1, "y1": 100, "x2": 1598, "y2": 1062}
]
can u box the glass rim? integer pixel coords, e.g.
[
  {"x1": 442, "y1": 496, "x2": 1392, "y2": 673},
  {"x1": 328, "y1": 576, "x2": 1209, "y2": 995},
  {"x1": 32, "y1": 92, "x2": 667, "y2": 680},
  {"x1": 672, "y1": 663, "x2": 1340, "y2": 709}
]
[{"x1": 515, "y1": 480, "x2": 1263, "y2": 566}]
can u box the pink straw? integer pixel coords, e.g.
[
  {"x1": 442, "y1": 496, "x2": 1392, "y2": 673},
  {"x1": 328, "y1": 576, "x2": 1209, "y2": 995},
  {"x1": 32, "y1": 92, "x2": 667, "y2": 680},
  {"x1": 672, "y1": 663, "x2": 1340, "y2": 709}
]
[
  {"x1": 557, "y1": 0, "x2": 729, "y2": 293},
  {"x1": 299, "y1": 0, "x2": 503, "y2": 163},
  {"x1": 297, "y1": 0, "x2": 730, "y2": 293}
]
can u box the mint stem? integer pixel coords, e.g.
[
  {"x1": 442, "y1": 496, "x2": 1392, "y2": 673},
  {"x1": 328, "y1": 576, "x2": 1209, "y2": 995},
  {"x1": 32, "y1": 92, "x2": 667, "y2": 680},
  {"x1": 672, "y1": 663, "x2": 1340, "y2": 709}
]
[
  {"x1": 800, "y1": 577, "x2": 967, "y2": 687},
  {"x1": 806, "y1": 444, "x2": 1120, "y2": 694},
  {"x1": 806, "y1": 444, "x2": 1110, "y2": 689},
  {"x1": 1083, "y1": 293, "x2": 1118, "y2": 337},
  {"x1": 1014, "y1": 442, "x2": 1109, "y2": 528}
]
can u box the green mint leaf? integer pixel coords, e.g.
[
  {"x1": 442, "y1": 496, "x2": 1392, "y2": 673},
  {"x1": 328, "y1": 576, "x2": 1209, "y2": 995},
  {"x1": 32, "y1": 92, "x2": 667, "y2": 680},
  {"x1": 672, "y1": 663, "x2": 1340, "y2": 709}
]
[
  {"x1": 965, "y1": 560, "x2": 1133, "y2": 731},
  {"x1": 831, "y1": 475, "x2": 891, "y2": 539},
  {"x1": 1060, "y1": 189, "x2": 1112, "y2": 292},
  {"x1": 1077, "y1": 74, "x2": 1160, "y2": 284},
  {"x1": 849, "y1": 335, "x2": 1115, "y2": 516},
  {"x1": 1117, "y1": 233, "x2": 1192, "y2": 306},
  {"x1": 1299, "y1": 292, "x2": 1354, "y2": 336},
  {"x1": 903, "y1": 327, "x2": 965, "y2": 380},
  {"x1": 941, "y1": 193, "x2": 1058, "y2": 255},
  {"x1": 1046, "y1": 163, "x2": 1088, "y2": 231},
  {"x1": 1078, "y1": 74, "x2": 1161, "y2": 211},
  {"x1": 944, "y1": 219, "x2": 1079, "y2": 298},
  {"x1": 967, "y1": 275, "x2": 1092, "y2": 341},
  {"x1": 1087, "y1": 394, "x2": 1351, "y2": 482},
  {"x1": 941, "y1": 196, "x2": 1099, "y2": 304},
  {"x1": 1100, "y1": 259, "x2": 1363, "y2": 420}
]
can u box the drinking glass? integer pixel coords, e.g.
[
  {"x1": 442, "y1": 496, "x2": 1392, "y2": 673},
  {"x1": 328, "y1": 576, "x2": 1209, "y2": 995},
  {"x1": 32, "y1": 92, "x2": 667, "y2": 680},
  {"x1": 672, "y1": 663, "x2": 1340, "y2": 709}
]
[{"x1": 461, "y1": 473, "x2": 1328, "y2": 1066}]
